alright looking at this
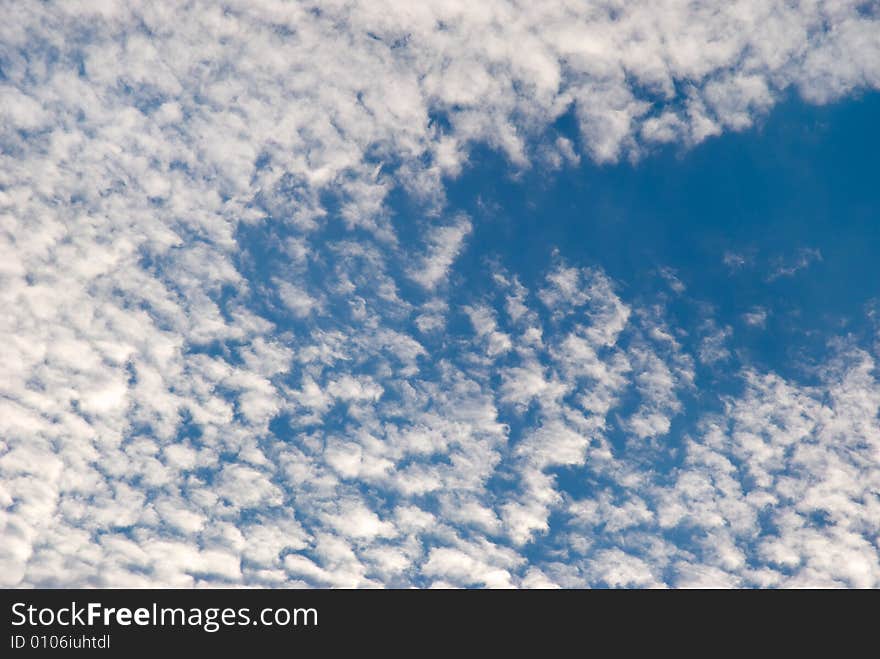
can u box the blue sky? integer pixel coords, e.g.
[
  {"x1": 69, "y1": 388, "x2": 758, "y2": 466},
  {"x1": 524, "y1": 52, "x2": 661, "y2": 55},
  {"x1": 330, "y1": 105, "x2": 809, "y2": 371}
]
[
  {"x1": 449, "y1": 93, "x2": 880, "y2": 377},
  {"x1": 1, "y1": 2, "x2": 880, "y2": 588}
]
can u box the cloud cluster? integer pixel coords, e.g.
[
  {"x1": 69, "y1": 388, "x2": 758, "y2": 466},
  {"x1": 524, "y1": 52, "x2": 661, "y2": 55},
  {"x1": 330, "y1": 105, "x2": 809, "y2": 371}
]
[{"x1": 1, "y1": 1, "x2": 879, "y2": 587}]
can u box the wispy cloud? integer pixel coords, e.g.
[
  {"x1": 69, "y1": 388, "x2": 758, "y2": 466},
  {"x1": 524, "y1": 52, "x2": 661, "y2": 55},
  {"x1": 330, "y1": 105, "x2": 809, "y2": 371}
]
[{"x1": 768, "y1": 248, "x2": 823, "y2": 281}]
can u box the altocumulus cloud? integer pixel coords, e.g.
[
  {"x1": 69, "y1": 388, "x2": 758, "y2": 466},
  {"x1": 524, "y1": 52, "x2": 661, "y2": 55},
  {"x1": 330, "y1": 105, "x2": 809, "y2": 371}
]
[{"x1": 0, "y1": 1, "x2": 879, "y2": 587}]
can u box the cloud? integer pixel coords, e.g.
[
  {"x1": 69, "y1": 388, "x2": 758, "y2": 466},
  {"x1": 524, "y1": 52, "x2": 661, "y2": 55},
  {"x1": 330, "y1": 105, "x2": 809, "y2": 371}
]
[
  {"x1": 1, "y1": 1, "x2": 879, "y2": 588},
  {"x1": 743, "y1": 307, "x2": 769, "y2": 328},
  {"x1": 408, "y1": 215, "x2": 472, "y2": 290},
  {"x1": 723, "y1": 250, "x2": 752, "y2": 271},
  {"x1": 767, "y1": 247, "x2": 823, "y2": 281},
  {"x1": 698, "y1": 322, "x2": 732, "y2": 365}
]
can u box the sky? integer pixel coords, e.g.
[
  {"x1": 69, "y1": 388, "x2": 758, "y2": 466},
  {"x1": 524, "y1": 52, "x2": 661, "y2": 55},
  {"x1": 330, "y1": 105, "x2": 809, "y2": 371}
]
[{"x1": 1, "y1": 1, "x2": 879, "y2": 588}]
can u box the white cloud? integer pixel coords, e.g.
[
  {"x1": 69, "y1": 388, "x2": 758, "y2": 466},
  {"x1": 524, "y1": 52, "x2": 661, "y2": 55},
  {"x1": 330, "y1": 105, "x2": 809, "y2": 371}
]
[
  {"x1": 423, "y1": 547, "x2": 516, "y2": 588},
  {"x1": 277, "y1": 280, "x2": 321, "y2": 318},
  {"x1": 743, "y1": 307, "x2": 769, "y2": 328},
  {"x1": 408, "y1": 215, "x2": 472, "y2": 290},
  {"x1": 698, "y1": 322, "x2": 732, "y2": 365},
  {"x1": 1, "y1": 0, "x2": 878, "y2": 589},
  {"x1": 768, "y1": 247, "x2": 823, "y2": 281}
]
